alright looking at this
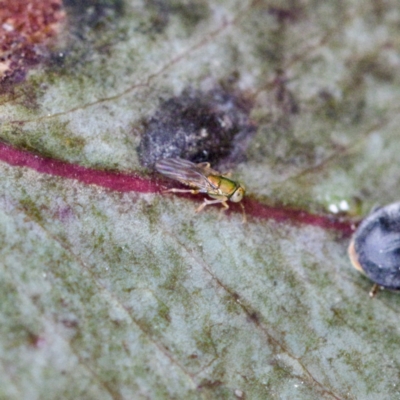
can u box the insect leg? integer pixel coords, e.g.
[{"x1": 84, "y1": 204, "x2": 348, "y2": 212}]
[
  {"x1": 217, "y1": 201, "x2": 230, "y2": 220},
  {"x1": 240, "y1": 202, "x2": 247, "y2": 224},
  {"x1": 369, "y1": 283, "x2": 381, "y2": 298},
  {"x1": 195, "y1": 198, "x2": 228, "y2": 214},
  {"x1": 163, "y1": 188, "x2": 200, "y2": 195}
]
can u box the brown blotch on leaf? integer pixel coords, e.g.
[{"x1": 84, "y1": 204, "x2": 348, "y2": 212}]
[
  {"x1": 144, "y1": 0, "x2": 210, "y2": 35},
  {"x1": 268, "y1": 6, "x2": 302, "y2": 24},
  {"x1": 247, "y1": 311, "x2": 261, "y2": 324},
  {"x1": 27, "y1": 331, "x2": 45, "y2": 348},
  {"x1": 197, "y1": 379, "x2": 223, "y2": 390},
  {"x1": 138, "y1": 87, "x2": 257, "y2": 170},
  {"x1": 0, "y1": 0, "x2": 65, "y2": 87}
]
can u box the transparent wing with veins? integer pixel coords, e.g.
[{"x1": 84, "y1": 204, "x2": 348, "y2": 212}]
[{"x1": 155, "y1": 158, "x2": 218, "y2": 193}]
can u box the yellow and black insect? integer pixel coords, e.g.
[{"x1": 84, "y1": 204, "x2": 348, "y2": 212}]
[{"x1": 156, "y1": 158, "x2": 245, "y2": 219}]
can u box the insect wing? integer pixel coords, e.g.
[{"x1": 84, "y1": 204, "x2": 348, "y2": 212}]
[{"x1": 155, "y1": 158, "x2": 214, "y2": 191}]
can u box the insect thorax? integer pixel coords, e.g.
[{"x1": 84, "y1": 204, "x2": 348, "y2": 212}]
[{"x1": 208, "y1": 175, "x2": 238, "y2": 195}]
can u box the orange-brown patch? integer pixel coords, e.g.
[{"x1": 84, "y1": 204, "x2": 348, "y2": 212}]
[{"x1": 0, "y1": 0, "x2": 65, "y2": 84}]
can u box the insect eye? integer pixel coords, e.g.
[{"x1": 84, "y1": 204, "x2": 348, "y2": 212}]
[{"x1": 231, "y1": 187, "x2": 244, "y2": 202}]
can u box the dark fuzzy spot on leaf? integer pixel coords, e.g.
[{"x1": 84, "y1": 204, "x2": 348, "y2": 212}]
[
  {"x1": 144, "y1": 0, "x2": 209, "y2": 35},
  {"x1": 138, "y1": 88, "x2": 256, "y2": 170}
]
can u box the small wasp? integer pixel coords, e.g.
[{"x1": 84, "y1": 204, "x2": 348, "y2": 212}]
[{"x1": 155, "y1": 158, "x2": 246, "y2": 221}]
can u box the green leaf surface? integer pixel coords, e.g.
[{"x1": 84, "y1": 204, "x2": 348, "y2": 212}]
[{"x1": 1, "y1": 1, "x2": 400, "y2": 399}]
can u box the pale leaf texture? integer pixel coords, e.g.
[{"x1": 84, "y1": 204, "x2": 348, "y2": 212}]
[{"x1": 1, "y1": 1, "x2": 400, "y2": 399}]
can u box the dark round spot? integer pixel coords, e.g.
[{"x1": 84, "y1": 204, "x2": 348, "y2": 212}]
[
  {"x1": 138, "y1": 87, "x2": 256, "y2": 169},
  {"x1": 352, "y1": 203, "x2": 400, "y2": 290}
]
